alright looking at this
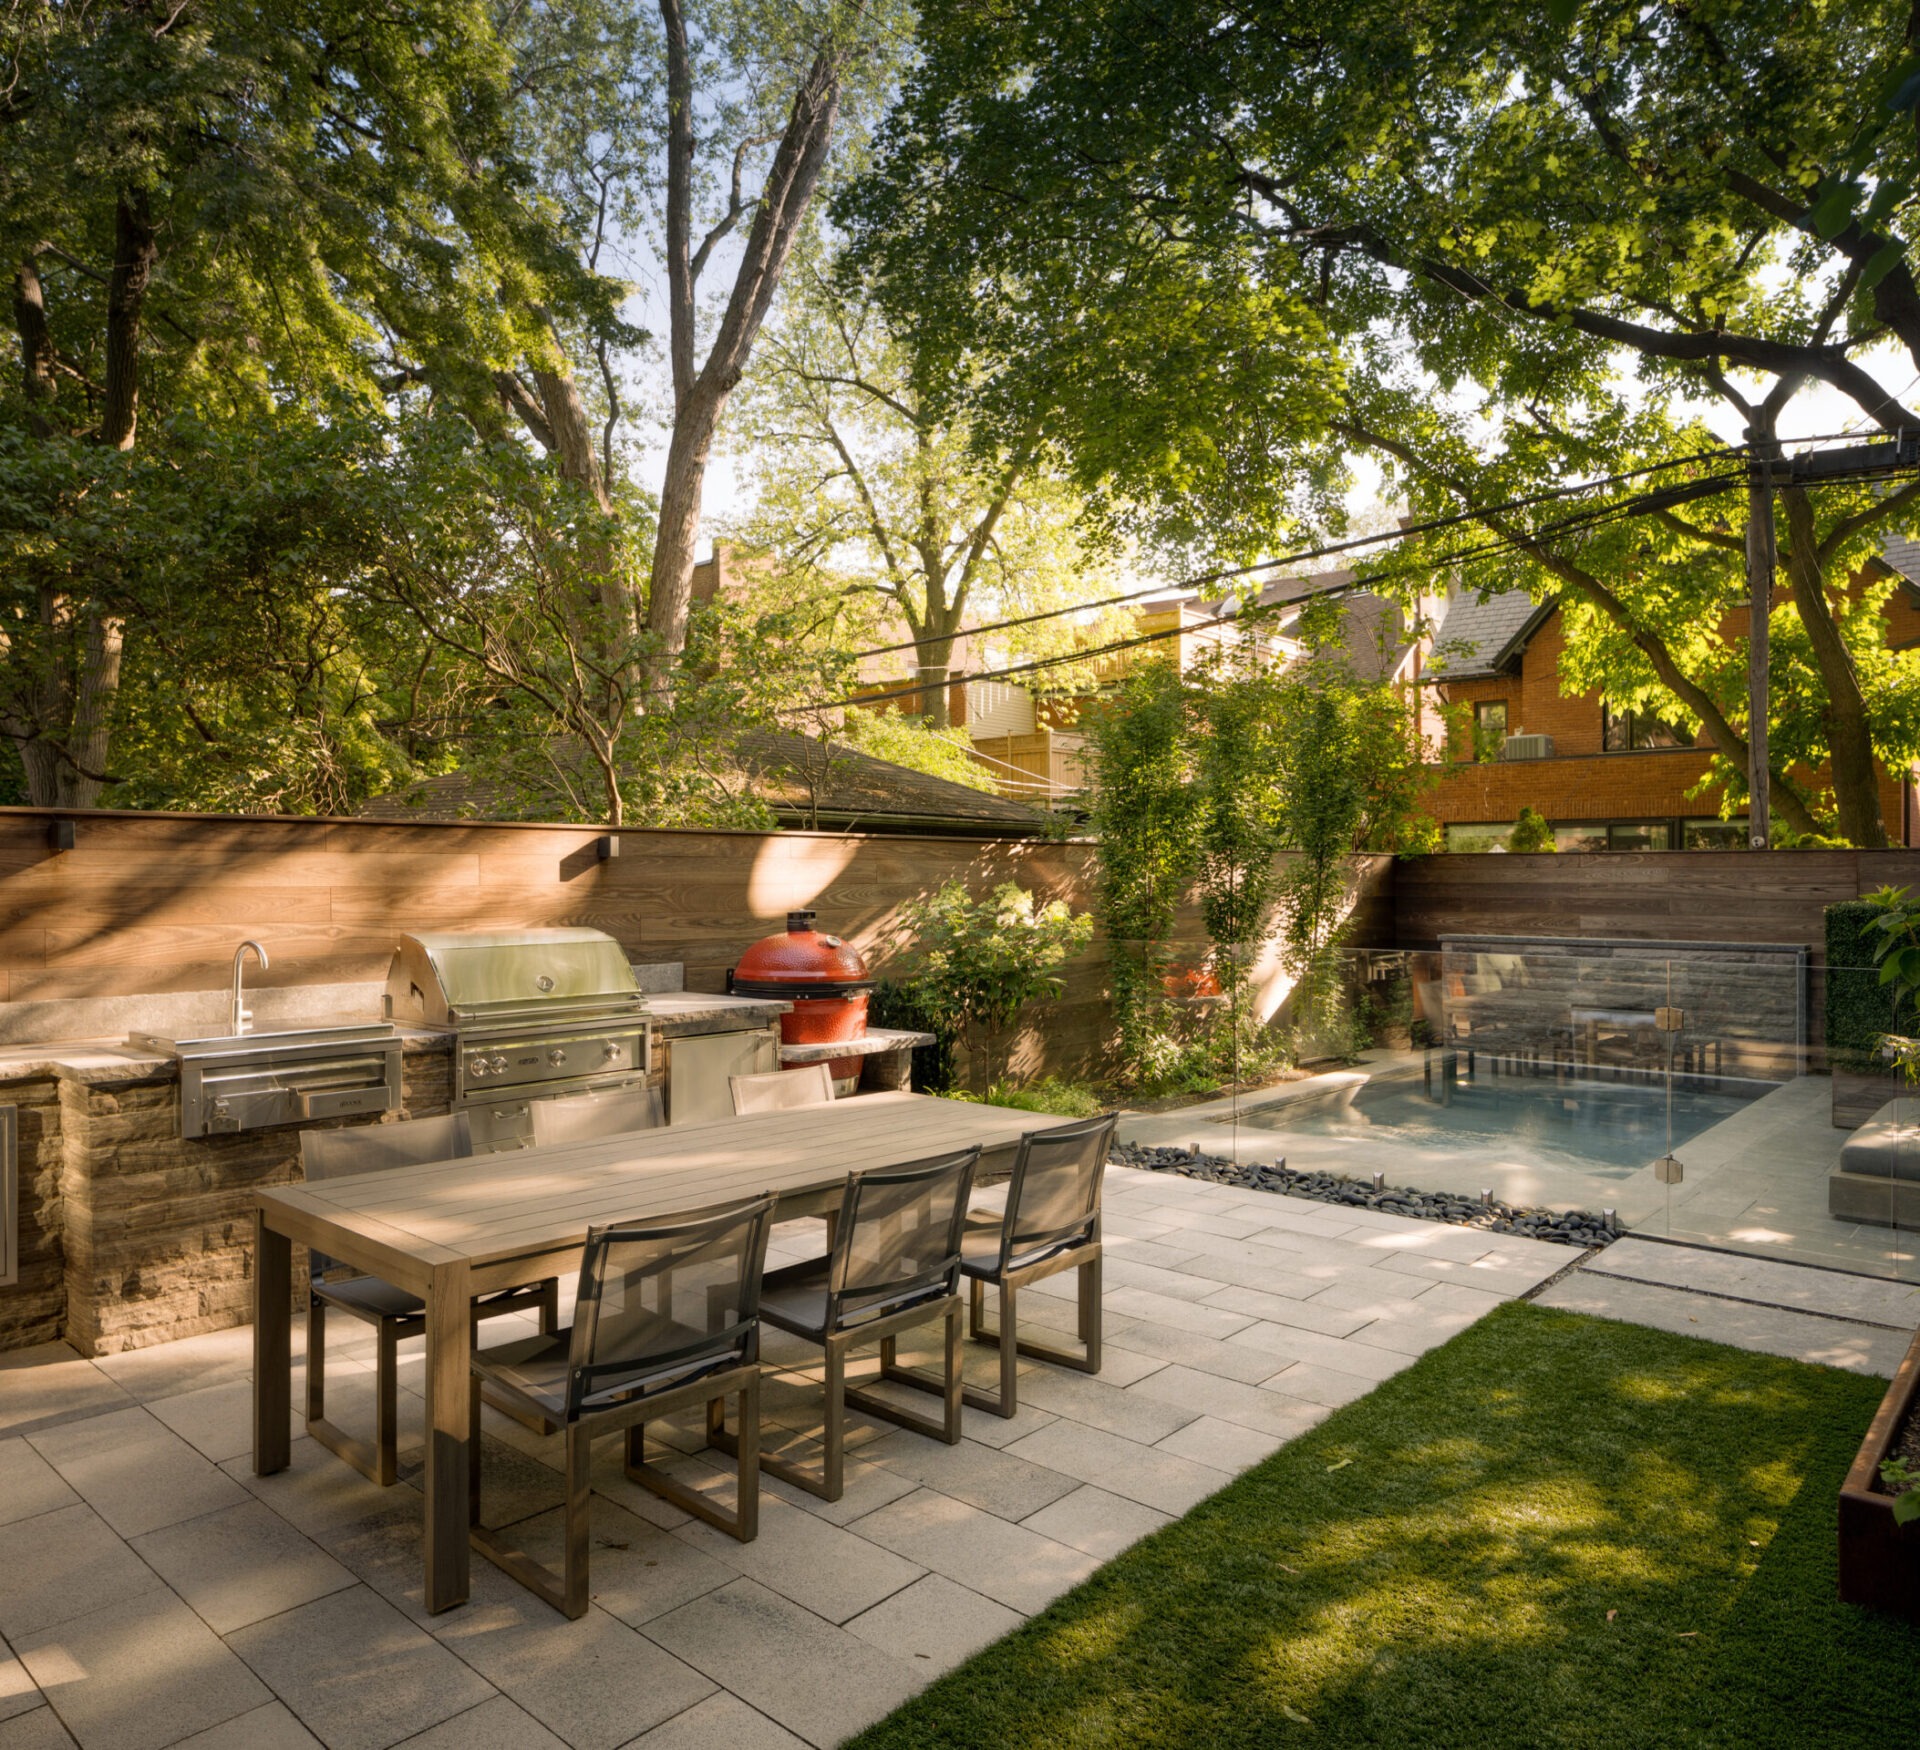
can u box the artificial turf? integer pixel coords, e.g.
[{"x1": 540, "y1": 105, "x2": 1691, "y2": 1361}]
[{"x1": 848, "y1": 1301, "x2": 1919, "y2": 1750}]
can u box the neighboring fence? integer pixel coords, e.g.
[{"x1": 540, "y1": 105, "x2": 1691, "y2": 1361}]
[{"x1": 0, "y1": 808, "x2": 1393, "y2": 1080}]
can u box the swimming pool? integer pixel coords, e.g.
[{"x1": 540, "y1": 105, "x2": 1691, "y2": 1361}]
[{"x1": 1235, "y1": 1067, "x2": 1769, "y2": 1176}]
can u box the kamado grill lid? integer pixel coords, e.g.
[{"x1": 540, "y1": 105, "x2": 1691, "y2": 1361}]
[{"x1": 731, "y1": 910, "x2": 875, "y2": 999}]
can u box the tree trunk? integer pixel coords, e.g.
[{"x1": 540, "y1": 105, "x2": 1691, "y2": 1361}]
[
  {"x1": 648, "y1": 12, "x2": 847, "y2": 666},
  {"x1": 101, "y1": 190, "x2": 155, "y2": 451},
  {"x1": 13, "y1": 253, "x2": 57, "y2": 438},
  {"x1": 1778, "y1": 483, "x2": 1888, "y2": 847}
]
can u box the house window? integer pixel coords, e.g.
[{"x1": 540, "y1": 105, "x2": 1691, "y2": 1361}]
[
  {"x1": 1606, "y1": 821, "x2": 1671, "y2": 852},
  {"x1": 1683, "y1": 817, "x2": 1749, "y2": 850},
  {"x1": 1602, "y1": 703, "x2": 1687, "y2": 751},
  {"x1": 1553, "y1": 823, "x2": 1609, "y2": 854},
  {"x1": 1473, "y1": 700, "x2": 1508, "y2": 761},
  {"x1": 1446, "y1": 822, "x2": 1514, "y2": 853}
]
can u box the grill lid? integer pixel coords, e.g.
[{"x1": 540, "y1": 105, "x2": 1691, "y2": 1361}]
[
  {"x1": 386, "y1": 927, "x2": 646, "y2": 1027},
  {"x1": 730, "y1": 909, "x2": 874, "y2": 998}
]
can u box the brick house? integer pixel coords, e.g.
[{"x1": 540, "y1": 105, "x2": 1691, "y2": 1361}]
[{"x1": 1422, "y1": 541, "x2": 1920, "y2": 850}]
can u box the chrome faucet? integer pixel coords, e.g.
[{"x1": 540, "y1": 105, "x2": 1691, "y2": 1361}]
[{"x1": 231, "y1": 940, "x2": 269, "y2": 1037}]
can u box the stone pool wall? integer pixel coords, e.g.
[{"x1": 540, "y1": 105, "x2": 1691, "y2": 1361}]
[{"x1": 1435, "y1": 935, "x2": 1808, "y2": 1079}]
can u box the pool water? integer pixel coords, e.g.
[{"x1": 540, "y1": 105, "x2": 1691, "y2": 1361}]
[{"x1": 1236, "y1": 1068, "x2": 1767, "y2": 1176}]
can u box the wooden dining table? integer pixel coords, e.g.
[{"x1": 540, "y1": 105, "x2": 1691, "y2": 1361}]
[{"x1": 252, "y1": 1091, "x2": 1050, "y2": 1612}]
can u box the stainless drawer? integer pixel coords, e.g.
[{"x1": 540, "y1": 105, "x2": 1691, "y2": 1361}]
[{"x1": 183, "y1": 1043, "x2": 403, "y2": 1138}]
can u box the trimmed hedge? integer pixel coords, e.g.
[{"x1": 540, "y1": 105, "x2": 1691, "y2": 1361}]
[{"x1": 1825, "y1": 899, "x2": 1899, "y2": 1072}]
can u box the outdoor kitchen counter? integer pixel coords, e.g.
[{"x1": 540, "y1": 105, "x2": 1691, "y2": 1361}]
[{"x1": 643, "y1": 990, "x2": 789, "y2": 1037}]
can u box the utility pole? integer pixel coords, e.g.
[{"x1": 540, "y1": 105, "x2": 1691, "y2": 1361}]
[{"x1": 1745, "y1": 435, "x2": 1777, "y2": 851}]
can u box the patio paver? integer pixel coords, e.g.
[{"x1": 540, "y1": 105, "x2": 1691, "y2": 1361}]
[{"x1": 0, "y1": 1161, "x2": 1571, "y2": 1749}]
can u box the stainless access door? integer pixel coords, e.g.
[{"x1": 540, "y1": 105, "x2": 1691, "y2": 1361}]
[{"x1": 668, "y1": 1029, "x2": 779, "y2": 1126}]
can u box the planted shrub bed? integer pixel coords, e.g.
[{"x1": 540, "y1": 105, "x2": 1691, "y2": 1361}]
[{"x1": 1111, "y1": 1141, "x2": 1619, "y2": 1249}]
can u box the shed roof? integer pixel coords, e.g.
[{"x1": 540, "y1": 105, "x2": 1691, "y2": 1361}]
[{"x1": 359, "y1": 729, "x2": 1054, "y2": 837}]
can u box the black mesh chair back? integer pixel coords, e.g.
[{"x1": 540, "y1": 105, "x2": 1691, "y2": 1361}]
[
  {"x1": 565, "y1": 1194, "x2": 776, "y2": 1420},
  {"x1": 826, "y1": 1148, "x2": 978, "y2": 1330},
  {"x1": 300, "y1": 1112, "x2": 473, "y2": 1277},
  {"x1": 530, "y1": 1085, "x2": 665, "y2": 1147},
  {"x1": 999, "y1": 1113, "x2": 1118, "y2": 1268}
]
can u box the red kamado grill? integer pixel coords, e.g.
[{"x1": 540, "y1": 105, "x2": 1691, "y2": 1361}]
[{"x1": 730, "y1": 910, "x2": 875, "y2": 1094}]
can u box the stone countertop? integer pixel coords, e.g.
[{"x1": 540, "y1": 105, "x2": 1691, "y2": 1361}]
[
  {"x1": 0, "y1": 1023, "x2": 457, "y2": 1086},
  {"x1": 645, "y1": 991, "x2": 789, "y2": 1038},
  {"x1": 777, "y1": 1026, "x2": 935, "y2": 1065}
]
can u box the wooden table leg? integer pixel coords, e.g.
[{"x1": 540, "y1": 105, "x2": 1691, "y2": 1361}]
[
  {"x1": 253, "y1": 1210, "x2": 292, "y2": 1476},
  {"x1": 422, "y1": 1258, "x2": 472, "y2": 1613}
]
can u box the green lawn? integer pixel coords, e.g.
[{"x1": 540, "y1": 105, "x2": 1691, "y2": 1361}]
[{"x1": 850, "y1": 1302, "x2": 1919, "y2": 1750}]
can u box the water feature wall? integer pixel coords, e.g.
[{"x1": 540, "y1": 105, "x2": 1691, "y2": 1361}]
[{"x1": 1429, "y1": 935, "x2": 1809, "y2": 1083}]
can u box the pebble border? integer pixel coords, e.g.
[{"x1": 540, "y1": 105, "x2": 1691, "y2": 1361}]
[{"x1": 1112, "y1": 1141, "x2": 1620, "y2": 1250}]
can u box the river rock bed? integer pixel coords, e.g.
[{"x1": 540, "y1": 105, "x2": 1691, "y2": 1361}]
[{"x1": 1111, "y1": 1141, "x2": 1619, "y2": 1249}]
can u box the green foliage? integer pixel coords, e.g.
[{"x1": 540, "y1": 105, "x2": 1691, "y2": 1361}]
[
  {"x1": 1861, "y1": 884, "x2": 1920, "y2": 1084},
  {"x1": 849, "y1": 1303, "x2": 1917, "y2": 1750},
  {"x1": 894, "y1": 881, "x2": 1094, "y2": 1090},
  {"x1": 1507, "y1": 807, "x2": 1556, "y2": 854},
  {"x1": 1880, "y1": 1455, "x2": 1920, "y2": 1526},
  {"x1": 945, "y1": 1078, "x2": 1106, "y2": 1118},
  {"x1": 728, "y1": 244, "x2": 1120, "y2": 726},
  {"x1": 1826, "y1": 899, "x2": 1902, "y2": 1076},
  {"x1": 842, "y1": 0, "x2": 1920, "y2": 845},
  {"x1": 1084, "y1": 662, "x2": 1204, "y2": 1079},
  {"x1": 867, "y1": 978, "x2": 958, "y2": 1094},
  {"x1": 837, "y1": 712, "x2": 998, "y2": 793}
]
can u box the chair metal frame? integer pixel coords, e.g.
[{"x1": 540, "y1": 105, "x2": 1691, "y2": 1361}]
[
  {"x1": 715, "y1": 1147, "x2": 978, "y2": 1502},
  {"x1": 301, "y1": 1113, "x2": 559, "y2": 1486},
  {"x1": 467, "y1": 1195, "x2": 775, "y2": 1619},
  {"x1": 898, "y1": 1112, "x2": 1117, "y2": 1419}
]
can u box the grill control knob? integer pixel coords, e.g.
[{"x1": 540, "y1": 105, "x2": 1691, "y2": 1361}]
[
  {"x1": 602, "y1": 1040, "x2": 622, "y2": 1062},
  {"x1": 468, "y1": 1055, "x2": 488, "y2": 1078},
  {"x1": 488, "y1": 1054, "x2": 508, "y2": 1075},
  {"x1": 548, "y1": 1048, "x2": 567, "y2": 1067}
]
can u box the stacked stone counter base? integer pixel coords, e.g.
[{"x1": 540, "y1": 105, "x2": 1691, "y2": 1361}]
[{"x1": 1111, "y1": 1142, "x2": 1620, "y2": 1250}]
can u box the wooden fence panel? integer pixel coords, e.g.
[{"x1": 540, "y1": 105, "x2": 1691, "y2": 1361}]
[{"x1": 0, "y1": 810, "x2": 1394, "y2": 1076}]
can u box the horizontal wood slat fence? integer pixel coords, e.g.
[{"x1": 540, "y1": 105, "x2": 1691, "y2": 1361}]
[
  {"x1": 10, "y1": 811, "x2": 1917, "y2": 1071},
  {"x1": 0, "y1": 809, "x2": 1393, "y2": 1078}
]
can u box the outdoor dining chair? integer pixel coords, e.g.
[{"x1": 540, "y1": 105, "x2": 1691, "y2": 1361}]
[
  {"x1": 529, "y1": 1084, "x2": 665, "y2": 1146},
  {"x1": 729, "y1": 1063, "x2": 835, "y2": 1115},
  {"x1": 299, "y1": 1112, "x2": 561, "y2": 1485},
  {"x1": 900, "y1": 1111, "x2": 1118, "y2": 1419},
  {"x1": 714, "y1": 1147, "x2": 979, "y2": 1501},
  {"x1": 467, "y1": 1192, "x2": 776, "y2": 1619}
]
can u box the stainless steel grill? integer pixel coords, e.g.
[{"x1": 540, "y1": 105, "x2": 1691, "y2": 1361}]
[{"x1": 385, "y1": 928, "x2": 652, "y2": 1151}]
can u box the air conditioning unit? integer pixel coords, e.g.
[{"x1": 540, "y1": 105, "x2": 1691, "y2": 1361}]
[{"x1": 1500, "y1": 733, "x2": 1554, "y2": 761}]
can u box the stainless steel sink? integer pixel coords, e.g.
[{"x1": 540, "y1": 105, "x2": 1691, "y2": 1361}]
[{"x1": 130, "y1": 1019, "x2": 397, "y2": 1056}]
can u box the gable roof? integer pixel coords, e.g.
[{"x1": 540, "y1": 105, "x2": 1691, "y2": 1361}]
[
  {"x1": 359, "y1": 729, "x2": 1054, "y2": 838},
  {"x1": 1425, "y1": 589, "x2": 1555, "y2": 681},
  {"x1": 1873, "y1": 533, "x2": 1920, "y2": 594}
]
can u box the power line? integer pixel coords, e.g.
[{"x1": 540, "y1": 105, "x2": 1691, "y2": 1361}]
[
  {"x1": 790, "y1": 465, "x2": 1759, "y2": 715},
  {"x1": 831, "y1": 428, "x2": 1882, "y2": 668}
]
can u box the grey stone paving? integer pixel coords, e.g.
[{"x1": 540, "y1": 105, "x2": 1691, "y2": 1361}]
[{"x1": 0, "y1": 1165, "x2": 1574, "y2": 1750}]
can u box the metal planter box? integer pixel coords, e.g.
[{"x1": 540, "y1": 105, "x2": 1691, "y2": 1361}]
[{"x1": 1839, "y1": 1324, "x2": 1920, "y2": 1617}]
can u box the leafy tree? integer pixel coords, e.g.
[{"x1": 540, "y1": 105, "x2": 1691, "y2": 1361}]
[
  {"x1": 1083, "y1": 661, "x2": 1203, "y2": 1078},
  {"x1": 728, "y1": 248, "x2": 1109, "y2": 726},
  {"x1": 0, "y1": 0, "x2": 631, "y2": 804},
  {"x1": 1508, "y1": 807, "x2": 1557, "y2": 855},
  {"x1": 843, "y1": 0, "x2": 1920, "y2": 844},
  {"x1": 894, "y1": 880, "x2": 1093, "y2": 1090}
]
